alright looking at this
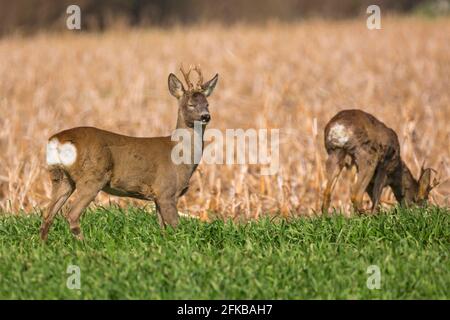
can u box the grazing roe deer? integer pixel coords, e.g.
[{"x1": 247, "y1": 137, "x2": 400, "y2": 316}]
[
  {"x1": 322, "y1": 109, "x2": 438, "y2": 214},
  {"x1": 40, "y1": 66, "x2": 218, "y2": 240}
]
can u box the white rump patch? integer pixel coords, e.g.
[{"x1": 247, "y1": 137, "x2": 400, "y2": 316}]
[
  {"x1": 328, "y1": 123, "x2": 350, "y2": 147},
  {"x1": 46, "y1": 138, "x2": 77, "y2": 167}
]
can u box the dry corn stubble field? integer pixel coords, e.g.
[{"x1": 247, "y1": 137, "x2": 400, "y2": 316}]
[{"x1": 0, "y1": 17, "x2": 449, "y2": 218}]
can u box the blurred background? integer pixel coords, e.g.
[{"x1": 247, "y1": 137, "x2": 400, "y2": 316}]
[
  {"x1": 0, "y1": 0, "x2": 449, "y2": 217},
  {"x1": 1, "y1": 0, "x2": 449, "y2": 35}
]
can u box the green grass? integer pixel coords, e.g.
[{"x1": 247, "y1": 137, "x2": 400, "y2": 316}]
[{"x1": 0, "y1": 206, "x2": 449, "y2": 299}]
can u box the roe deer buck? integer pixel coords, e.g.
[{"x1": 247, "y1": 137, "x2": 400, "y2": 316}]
[
  {"x1": 322, "y1": 109, "x2": 438, "y2": 214},
  {"x1": 40, "y1": 66, "x2": 218, "y2": 240}
]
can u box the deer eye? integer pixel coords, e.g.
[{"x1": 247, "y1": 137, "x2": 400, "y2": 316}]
[{"x1": 188, "y1": 103, "x2": 195, "y2": 109}]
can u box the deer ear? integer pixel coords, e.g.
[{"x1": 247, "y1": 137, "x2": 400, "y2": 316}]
[
  {"x1": 168, "y1": 73, "x2": 185, "y2": 99},
  {"x1": 202, "y1": 74, "x2": 218, "y2": 97},
  {"x1": 418, "y1": 168, "x2": 432, "y2": 198}
]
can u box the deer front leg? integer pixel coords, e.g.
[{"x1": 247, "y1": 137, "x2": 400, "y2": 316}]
[
  {"x1": 366, "y1": 181, "x2": 375, "y2": 206},
  {"x1": 352, "y1": 157, "x2": 377, "y2": 214},
  {"x1": 154, "y1": 201, "x2": 166, "y2": 228},
  {"x1": 369, "y1": 165, "x2": 388, "y2": 213},
  {"x1": 155, "y1": 197, "x2": 179, "y2": 229},
  {"x1": 322, "y1": 150, "x2": 345, "y2": 214}
]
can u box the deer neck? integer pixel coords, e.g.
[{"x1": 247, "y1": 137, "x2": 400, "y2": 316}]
[
  {"x1": 175, "y1": 108, "x2": 187, "y2": 130},
  {"x1": 175, "y1": 109, "x2": 206, "y2": 172},
  {"x1": 390, "y1": 160, "x2": 418, "y2": 205}
]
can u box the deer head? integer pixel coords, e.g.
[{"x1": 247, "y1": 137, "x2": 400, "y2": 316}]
[
  {"x1": 168, "y1": 65, "x2": 219, "y2": 128},
  {"x1": 392, "y1": 161, "x2": 440, "y2": 206},
  {"x1": 416, "y1": 164, "x2": 440, "y2": 203}
]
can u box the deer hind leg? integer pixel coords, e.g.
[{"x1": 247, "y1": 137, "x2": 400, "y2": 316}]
[
  {"x1": 155, "y1": 197, "x2": 179, "y2": 229},
  {"x1": 40, "y1": 168, "x2": 74, "y2": 241},
  {"x1": 65, "y1": 174, "x2": 111, "y2": 240},
  {"x1": 321, "y1": 150, "x2": 346, "y2": 214},
  {"x1": 352, "y1": 153, "x2": 378, "y2": 214}
]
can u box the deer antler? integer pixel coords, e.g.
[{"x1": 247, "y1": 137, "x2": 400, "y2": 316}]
[
  {"x1": 180, "y1": 64, "x2": 204, "y2": 91},
  {"x1": 193, "y1": 65, "x2": 203, "y2": 89},
  {"x1": 430, "y1": 168, "x2": 441, "y2": 190},
  {"x1": 419, "y1": 161, "x2": 426, "y2": 178},
  {"x1": 180, "y1": 64, "x2": 194, "y2": 91}
]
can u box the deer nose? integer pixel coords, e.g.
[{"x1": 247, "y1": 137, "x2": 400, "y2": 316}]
[{"x1": 200, "y1": 114, "x2": 211, "y2": 123}]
